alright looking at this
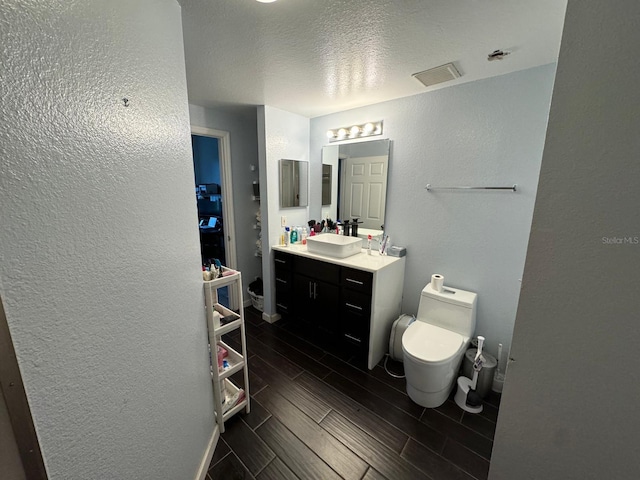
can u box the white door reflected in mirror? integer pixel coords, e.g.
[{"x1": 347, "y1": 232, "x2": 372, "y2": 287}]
[{"x1": 321, "y1": 139, "x2": 390, "y2": 234}]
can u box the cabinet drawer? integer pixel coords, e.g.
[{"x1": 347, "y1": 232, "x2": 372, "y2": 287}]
[
  {"x1": 341, "y1": 314, "x2": 370, "y2": 347},
  {"x1": 340, "y1": 267, "x2": 373, "y2": 294},
  {"x1": 274, "y1": 251, "x2": 294, "y2": 270},
  {"x1": 295, "y1": 256, "x2": 340, "y2": 284},
  {"x1": 274, "y1": 270, "x2": 293, "y2": 292},
  {"x1": 275, "y1": 293, "x2": 292, "y2": 316},
  {"x1": 341, "y1": 288, "x2": 371, "y2": 315}
]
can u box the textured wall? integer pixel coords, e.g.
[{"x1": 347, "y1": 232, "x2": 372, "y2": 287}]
[
  {"x1": 257, "y1": 106, "x2": 310, "y2": 316},
  {"x1": 309, "y1": 65, "x2": 556, "y2": 357},
  {"x1": 490, "y1": 1, "x2": 640, "y2": 478},
  {"x1": 188, "y1": 104, "x2": 262, "y2": 289},
  {"x1": 0, "y1": 1, "x2": 214, "y2": 478}
]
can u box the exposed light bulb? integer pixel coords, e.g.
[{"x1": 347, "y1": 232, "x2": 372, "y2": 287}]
[{"x1": 326, "y1": 121, "x2": 383, "y2": 142}]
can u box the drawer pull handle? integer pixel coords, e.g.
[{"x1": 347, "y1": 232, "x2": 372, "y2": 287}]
[
  {"x1": 275, "y1": 258, "x2": 286, "y2": 264},
  {"x1": 344, "y1": 333, "x2": 362, "y2": 343},
  {"x1": 345, "y1": 302, "x2": 363, "y2": 311},
  {"x1": 276, "y1": 303, "x2": 288, "y2": 311},
  {"x1": 276, "y1": 278, "x2": 287, "y2": 284},
  {"x1": 346, "y1": 278, "x2": 364, "y2": 285}
]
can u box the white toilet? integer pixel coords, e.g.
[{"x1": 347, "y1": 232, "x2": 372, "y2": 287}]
[{"x1": 402, "y1": 283, "x2": 477, "y2": 408}]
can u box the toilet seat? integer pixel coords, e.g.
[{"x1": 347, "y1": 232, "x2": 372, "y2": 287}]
[{"x1": 402, "y1": 322, "x2": 465, "y2": 365}]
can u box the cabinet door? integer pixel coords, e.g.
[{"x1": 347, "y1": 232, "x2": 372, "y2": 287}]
[
  {"x1": 312, "y1": 278, "x2": 340, "y2": 336},
  {"x1": 293, "y1": 273, "x2": 339, "y2": 337},
  {"x1": 293, "y1": 273, "x2": 315, "y2": 327}
]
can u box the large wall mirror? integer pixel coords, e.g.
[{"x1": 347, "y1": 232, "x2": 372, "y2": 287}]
[
  {"x1": 321, "y1": 139, "x2": 390, "y2": 234},
  {"x1": 280, "y1": 159, "x2": 309, "y2": 208}
]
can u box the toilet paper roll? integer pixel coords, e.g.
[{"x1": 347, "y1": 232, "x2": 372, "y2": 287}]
[{"x1": 431, "y1": 274, "x2": 444, "y2": 293}]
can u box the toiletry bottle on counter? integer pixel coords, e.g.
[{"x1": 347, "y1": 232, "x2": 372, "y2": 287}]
[
  {"x1": 302, "y1": 227, "x2": 308, "y2": 245},
  {"x1": 291, "y1": 227, "x2": 298, "y2": 244},
  {"x1": 367, "y1": 234, "x2": 372, "y2": 255},
  {"x1": 284, "y1": 227, "x2": 290, "y2": 246}
]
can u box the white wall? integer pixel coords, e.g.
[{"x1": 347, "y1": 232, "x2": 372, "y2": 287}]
[
  {"x1": 490, "y1": 1, "x2": 640, "y2": 478},
  {"x1": 322, "y1": 144, "x2": 340, "y2": 220},
  {"x1": 0, "y1": 2, "x2": 214, "y2": 478},
  {"x1": 257, "y1": 106, "x2": 310, "y2": 316},
  {"x1": 189, "y1": 104, "x2": 262, "y2": 287},
  {"x1": 310, "y1": 65, "x2": 556, "y2": 357}
]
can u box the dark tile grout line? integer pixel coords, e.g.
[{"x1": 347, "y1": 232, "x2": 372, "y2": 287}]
[
  {"x1": 440, "y1": 437, "x2": 490, "y2": 480},
  {"x1": 207, "y1": 439, "x2": 230, "y2": 471}
]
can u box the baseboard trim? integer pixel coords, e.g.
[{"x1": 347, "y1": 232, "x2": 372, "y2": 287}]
[
  {"x1": 261, "y1": 311, "x2": 281, "y2": 324},
  {"x1": 194, "y1": 425, "x2": 220, "y2": 480}
]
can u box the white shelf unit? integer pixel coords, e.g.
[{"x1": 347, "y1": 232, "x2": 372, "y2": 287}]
[{"x1": 204, "y1": 269, "x2": 250, "y2": 433}]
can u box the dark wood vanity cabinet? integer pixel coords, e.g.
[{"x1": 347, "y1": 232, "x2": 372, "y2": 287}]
[
  {"x1": 274, "y1": 251, "x2": 372, "y2": 356},
  {"x1": 273, "y1": 246, "x2": 405, "y2": 369}
]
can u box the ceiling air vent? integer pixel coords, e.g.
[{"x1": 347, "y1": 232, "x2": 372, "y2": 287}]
[{"x1": 412, "y1": 63, "x2": 461, "y2": 87}]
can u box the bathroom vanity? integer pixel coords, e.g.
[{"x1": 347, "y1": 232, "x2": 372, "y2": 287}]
[{"x1": 272, "y1": 244, "x2": 405, "y2": 369}]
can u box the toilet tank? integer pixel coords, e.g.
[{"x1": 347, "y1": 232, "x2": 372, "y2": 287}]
[{"x1": 417, "y1": 283, "x2": 477, "y2": 337}]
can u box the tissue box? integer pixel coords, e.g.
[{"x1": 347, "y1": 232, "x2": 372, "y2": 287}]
[{"x1": 388, "y1": 246, "x2": 406, "y2": 257}]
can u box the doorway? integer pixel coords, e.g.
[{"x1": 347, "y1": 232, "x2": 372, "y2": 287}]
[
  {"x1": 190, "y1": 127, "x2": 238, "y2": 309},
  {"x1": 192, "y1": 135, "x2": 225, "y2": 265}
]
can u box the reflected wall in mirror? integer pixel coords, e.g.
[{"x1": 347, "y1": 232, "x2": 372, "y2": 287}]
[
  {"x1": 321, "y1": 164, "x2": 332, "y2": 205},
  {"x1": 280, "y1": 159, "x2": 309, "y2": 208},
  {"x1": 321, "y1": 139, "x2": 390, "y2": 233}
]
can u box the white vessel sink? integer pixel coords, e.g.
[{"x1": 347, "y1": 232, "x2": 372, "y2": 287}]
[{"x1": 306, "y1": 234, "x2": 363, "y2": 258}]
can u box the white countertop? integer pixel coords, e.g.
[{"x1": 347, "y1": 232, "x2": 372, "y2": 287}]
[{"x1": 272, "y1": 243, "x2": 404, "y2": 273}]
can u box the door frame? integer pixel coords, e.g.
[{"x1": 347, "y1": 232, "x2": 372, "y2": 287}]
[
  {"x1": 0, "y1": 296, "x2": 47, "y2": 479},
  {"x1": 191, "y1": 126, "x2": 239, "y2": 308}
]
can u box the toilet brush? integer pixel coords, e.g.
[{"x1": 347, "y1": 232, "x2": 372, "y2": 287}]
[
  {"x1": 466, "y1": 336, "x2": 485, "y2": 408},
  {"x1": 454, "y1": 335, "x2": 485, "y2": 413}
]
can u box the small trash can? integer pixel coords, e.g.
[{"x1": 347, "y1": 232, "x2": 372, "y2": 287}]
[{"x1": 462, "y1": 348, "x2": 497, "y2": 398}]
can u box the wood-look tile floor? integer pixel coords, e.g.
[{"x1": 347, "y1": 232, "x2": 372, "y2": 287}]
[{"x1": 207, "y1": 307, "x2": 500, "y2": 480}]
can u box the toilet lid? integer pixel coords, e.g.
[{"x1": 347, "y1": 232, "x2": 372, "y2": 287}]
[{"x1": 402, "y1": 322, "x2": 464, "y2": 363}]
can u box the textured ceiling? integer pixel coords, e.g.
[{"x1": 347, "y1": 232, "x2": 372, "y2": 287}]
[{"x1": 179, "y1": 0, "x2": 567, "y2": 118}]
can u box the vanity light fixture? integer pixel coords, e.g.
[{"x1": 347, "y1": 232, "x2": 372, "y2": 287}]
[
  {"x1": 256, "y1": 0, "x2": 277, "y2": 3},
  {"x1": 326, "y1": 121, "x2": 383, "y2": 142}
]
